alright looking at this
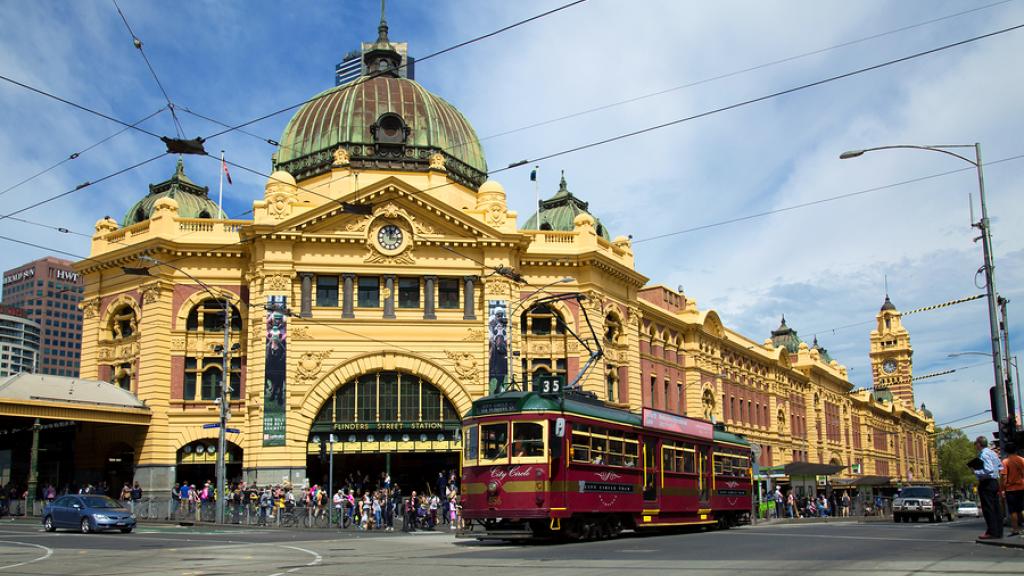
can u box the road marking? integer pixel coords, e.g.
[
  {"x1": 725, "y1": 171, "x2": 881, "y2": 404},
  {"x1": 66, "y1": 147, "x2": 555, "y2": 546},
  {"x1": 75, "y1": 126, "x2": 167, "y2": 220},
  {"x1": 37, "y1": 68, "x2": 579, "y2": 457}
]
[
  {"x1": 742, "y1": 530, "x2": 968, "y2": 544},
  {"x1": 0, "y1": 540, "x2": 53, "y2": 571}
]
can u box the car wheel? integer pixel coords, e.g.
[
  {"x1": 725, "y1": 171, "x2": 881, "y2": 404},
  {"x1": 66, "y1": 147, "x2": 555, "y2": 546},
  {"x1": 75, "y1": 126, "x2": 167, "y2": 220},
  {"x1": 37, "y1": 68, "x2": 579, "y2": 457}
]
[
  {"x1": 80, "y1": 517, "x2": 92, "y2": 534},
  {"x1": 911, "y1": 515, "x2": 919, "y2": 523},
  {"x1": 893, "y1": 514, "x2": 901, "y2": 523},
  {"x1": 120, "y1": 527, "x2": 133, "y2": 533},
  {"x1": 43, "y1": 516, "x2": 56, "y2": 532}
]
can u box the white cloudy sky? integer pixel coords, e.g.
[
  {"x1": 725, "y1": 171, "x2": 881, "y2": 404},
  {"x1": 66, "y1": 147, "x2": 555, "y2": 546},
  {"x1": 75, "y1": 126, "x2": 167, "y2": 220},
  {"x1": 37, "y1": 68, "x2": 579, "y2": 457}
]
[{"x1": 1, "y1": 0, "x2": 1021, "y2": 432}]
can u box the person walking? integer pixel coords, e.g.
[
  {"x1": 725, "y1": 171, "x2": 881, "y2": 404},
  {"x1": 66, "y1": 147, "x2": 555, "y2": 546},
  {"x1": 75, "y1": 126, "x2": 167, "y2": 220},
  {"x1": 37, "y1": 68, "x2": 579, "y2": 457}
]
[
  {"x1": 1000, "y1": 442, "x2": 1024, "y2": 537},
  {"x1": 973, "y1": 435, "x2": 1004, "y2": 539}
]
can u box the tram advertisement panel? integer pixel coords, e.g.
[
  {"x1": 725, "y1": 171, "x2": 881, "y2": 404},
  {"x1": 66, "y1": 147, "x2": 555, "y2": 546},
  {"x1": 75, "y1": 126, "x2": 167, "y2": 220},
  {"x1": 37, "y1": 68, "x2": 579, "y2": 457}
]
[
  {"x1": 263, "y1": 295, "x2": 287, "y2": 446},
  {"x1": 487, "y1": 300, "x2": 508, "y2": 394}
]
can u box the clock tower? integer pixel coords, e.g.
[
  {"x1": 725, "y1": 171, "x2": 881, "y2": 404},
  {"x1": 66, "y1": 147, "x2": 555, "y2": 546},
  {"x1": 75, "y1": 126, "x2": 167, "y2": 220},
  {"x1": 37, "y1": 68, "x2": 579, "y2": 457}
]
[{"x1": 869, "y1": 295, "x2": 914, "y2": 405}]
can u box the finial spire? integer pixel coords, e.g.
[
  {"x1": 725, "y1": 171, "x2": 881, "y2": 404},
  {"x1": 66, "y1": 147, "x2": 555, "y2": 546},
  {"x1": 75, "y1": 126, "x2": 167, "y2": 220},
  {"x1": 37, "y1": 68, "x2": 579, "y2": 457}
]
[{"x1": 377, "y1": 0, "x2": 390, "y2": 44}]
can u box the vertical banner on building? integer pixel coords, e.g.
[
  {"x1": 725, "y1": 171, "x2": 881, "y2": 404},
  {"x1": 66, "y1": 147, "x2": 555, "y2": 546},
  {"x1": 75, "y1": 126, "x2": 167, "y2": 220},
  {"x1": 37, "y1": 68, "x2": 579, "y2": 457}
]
[
  {"x1": 487, "y1": 300, "x2": 508, "y2": 395},
  {"x1": 263, "y1": 296, "x2": 287, "y2": 446}
]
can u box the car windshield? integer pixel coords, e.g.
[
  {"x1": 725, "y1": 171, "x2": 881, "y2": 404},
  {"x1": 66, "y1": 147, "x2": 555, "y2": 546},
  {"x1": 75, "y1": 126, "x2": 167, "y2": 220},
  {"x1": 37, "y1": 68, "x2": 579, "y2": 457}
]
[
  {"x1": 81, "y1": 496, "x2": 121, "y2": 509},
  {"x1": 898, "y1": 488, "x2": 933, "y2": 498}
]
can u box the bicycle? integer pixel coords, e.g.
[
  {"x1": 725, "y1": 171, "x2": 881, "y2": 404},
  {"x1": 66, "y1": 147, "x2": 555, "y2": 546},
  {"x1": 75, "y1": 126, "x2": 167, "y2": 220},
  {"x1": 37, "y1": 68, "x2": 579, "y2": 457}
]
[
  {"x1": 303, "y1": 506, "x2": 330, "y2": 528},
  {"x1": 279, "y1": 505, "x2": 300, "y2": 528}
]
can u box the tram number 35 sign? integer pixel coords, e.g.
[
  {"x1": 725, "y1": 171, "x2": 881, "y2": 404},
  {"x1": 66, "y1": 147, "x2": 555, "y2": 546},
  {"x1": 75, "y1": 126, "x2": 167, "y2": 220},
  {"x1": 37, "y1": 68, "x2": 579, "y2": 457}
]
[{"x1": 535, "y1": 374, "x2": 565, "y2": 396}]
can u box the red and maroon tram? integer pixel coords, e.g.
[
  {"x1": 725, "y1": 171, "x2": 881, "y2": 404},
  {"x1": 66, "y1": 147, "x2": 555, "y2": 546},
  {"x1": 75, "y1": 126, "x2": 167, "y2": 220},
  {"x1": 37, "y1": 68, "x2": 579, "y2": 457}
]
[{"x1": 459, "y1": 389, "x2": 752, "y2": 541}]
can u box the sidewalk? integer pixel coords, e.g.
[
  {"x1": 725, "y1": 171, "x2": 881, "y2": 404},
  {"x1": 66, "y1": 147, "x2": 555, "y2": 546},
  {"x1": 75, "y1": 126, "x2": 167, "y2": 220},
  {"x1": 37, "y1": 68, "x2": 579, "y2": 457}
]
[
  {"x1": 749, "y1": 514, "x2": 890, "y2": 526},
  {"x1": 975, "y1": 533, "x2": 1024, "y2": 549}
]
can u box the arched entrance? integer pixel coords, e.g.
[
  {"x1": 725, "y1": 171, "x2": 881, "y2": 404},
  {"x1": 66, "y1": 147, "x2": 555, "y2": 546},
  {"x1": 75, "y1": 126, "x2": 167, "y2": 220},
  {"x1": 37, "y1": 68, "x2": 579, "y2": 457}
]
[
  {"x1": 307, "y1": 370, "x2": 462, "y2": 496},
  {"x1": 106, "y1": 443, "x2": 135, "y2": 496},
  {"x1": 176, "y1": 440, "x2": 243, "y2": 487}
]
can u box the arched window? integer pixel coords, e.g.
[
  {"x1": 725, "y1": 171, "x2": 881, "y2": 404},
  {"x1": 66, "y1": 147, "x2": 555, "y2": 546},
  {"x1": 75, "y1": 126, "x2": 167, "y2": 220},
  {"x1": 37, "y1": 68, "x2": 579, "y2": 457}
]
[
  {"x1": 134, "y1": 206, "x2": 146, "y2": 223},
  {"x1": 186, "y1": 299, "x2": 242, "y2": 333},
  {"x1": 109, "y1": 305, "x2": 137, "y2": 340},
  {"x1": 183, "y1": 357, "x2": 241, "y2": 401},
  {"x1": 606, "y1": 367, "x2": 618, "y2": 402},
  {"x1": 604, "y1": 312, "x2": 622, "y2": 344},
  {"x1": 312, "y1": 371, "x2": 459, "y2": 431},
  {"x1": 521, "y1": 304, "x2": 565, "y2": 336}
]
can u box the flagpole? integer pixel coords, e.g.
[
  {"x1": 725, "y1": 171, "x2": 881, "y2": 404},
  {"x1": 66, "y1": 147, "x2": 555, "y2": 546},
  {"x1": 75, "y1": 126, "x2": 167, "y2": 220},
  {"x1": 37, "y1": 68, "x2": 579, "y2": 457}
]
[
  {"x1": 534, "y1": 165, "x2": 540, "y2": 227},
  {"x1": 218, "y1": 150, "x2": 225, "y2": 218}
]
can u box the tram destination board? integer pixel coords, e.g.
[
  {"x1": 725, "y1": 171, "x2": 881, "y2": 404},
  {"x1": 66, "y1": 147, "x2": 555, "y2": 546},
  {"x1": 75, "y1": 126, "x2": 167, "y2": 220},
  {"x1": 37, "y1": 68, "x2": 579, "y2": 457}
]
[{"x1": 475, "y1": 399, "x2": 520, "y2": 415}]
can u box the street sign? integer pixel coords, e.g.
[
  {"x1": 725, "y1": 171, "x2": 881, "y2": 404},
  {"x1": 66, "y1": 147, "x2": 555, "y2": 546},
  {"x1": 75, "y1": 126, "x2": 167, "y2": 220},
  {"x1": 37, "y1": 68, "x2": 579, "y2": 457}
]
[
  {"x1": 202, "y1": 423, "x2": 220, "y2": 429},
  {"x1": 226, "y1": 428, "x2": 240, "y2": 434}
]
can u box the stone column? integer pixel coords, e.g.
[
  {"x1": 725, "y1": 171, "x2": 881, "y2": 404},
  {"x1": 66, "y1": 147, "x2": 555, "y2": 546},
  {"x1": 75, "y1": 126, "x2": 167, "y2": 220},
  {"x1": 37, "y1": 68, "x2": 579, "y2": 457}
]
[
  {"x1": 383, "y1": 275, "x2": 396, "y2": 319},
  {"x1": 342, "y1": 273, "x2": 355, "y2": 318},
  {"x1": 299, "y1": 273, "x2": 313, "y2": 318},
  {"x1": 463, "y1": 276, "x2": 476, "y2": 320},
  {"x1": 423, "y1": 276, "x2": 437, "y2": 320}
]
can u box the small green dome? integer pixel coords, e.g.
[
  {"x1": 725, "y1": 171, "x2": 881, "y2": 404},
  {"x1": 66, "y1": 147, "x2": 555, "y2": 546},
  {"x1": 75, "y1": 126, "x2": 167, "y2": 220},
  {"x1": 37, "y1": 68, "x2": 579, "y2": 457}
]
[
  {"x1": 522, "y1": 173, "x2": 611, "y2": 239},
  {"x1": 812, "y1": 336, "x2": 834, "y2": 364},
  {"x1": 122, "y1": 159, "x2": 222, "y2": 227},
  {"x1": 770, "y1": 315, "x2": 802, "y2": 353},
  {"x1": 274, "y1": 76, "x2": 487, "y2": 188}
]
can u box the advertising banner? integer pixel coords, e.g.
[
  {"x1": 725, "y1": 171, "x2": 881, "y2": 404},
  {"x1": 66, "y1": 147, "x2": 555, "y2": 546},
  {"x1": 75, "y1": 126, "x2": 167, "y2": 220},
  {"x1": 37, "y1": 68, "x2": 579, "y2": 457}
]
[
  {"x1": 487, "y1": 300, "x2": 508, "y2": 394},
  {"x1": 263, "y1": 296, "x2": 287, "y2": 446}
]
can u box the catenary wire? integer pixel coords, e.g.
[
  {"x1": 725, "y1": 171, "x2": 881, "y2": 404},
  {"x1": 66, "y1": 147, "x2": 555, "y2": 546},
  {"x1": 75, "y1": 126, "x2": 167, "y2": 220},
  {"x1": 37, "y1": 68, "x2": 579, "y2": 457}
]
[
  {"x1": 0, "y1": 153, "x2": 168, "y2": 224},
  {"x1": 455, "y1": 0, "x2": 1018, "y2": 150},
  {"x1": 0, "y1": 106, "x2": 167, "y2": 199},
  {"x1": 0, "y1": 74, "x2": 164, "y2": 140},
  {"x1": 200, "y1": 0, "x2": 589, "y2": 142},
  {"x1": 111, "y1": 0, "x2": 185, "y2": 138},
  {"x1": 169, "y1": 1, "x2": 1010, "y2": 199},
  {"x1": 487, "y1": 23, "x2": 1024, "y2": 177},
  {"x1": 633, "y1": 153, "x2": 1024, "y2": 245}
]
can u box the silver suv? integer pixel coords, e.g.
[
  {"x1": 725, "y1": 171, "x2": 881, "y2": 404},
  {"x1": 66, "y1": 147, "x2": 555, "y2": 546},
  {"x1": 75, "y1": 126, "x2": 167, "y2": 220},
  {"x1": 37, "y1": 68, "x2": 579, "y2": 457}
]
[{"x1": 892, "y1": 487, "x2": 954, "y2": 523}]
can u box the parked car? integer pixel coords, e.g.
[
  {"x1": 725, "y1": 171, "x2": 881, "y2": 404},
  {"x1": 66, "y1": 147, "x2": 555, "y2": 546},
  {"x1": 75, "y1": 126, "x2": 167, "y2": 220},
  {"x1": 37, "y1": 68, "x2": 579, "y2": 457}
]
[
  {"x1": 892, "y1": 487, "x2": 954, "y2": 523},
  {"x1": 42, "y1": 494, "x2": 136, "y2": 533},
  {"x1": 956, "y1": 500, "x2": 982, "y2": 518}
]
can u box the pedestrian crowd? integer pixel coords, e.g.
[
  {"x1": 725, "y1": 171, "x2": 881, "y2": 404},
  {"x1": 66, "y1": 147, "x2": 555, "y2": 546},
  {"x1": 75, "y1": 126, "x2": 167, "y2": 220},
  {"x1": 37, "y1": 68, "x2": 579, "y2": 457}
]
[{"x1": 168, "y1": 469, "x2": 462, "y2": 530}]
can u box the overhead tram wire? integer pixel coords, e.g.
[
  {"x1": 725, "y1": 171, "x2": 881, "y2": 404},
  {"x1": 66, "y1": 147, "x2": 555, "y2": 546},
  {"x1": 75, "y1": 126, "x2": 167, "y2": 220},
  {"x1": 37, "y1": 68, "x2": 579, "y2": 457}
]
[
  {"x1": 0, "y1": 152, "x2": 168, "y2": 224},
  {"x1": 805, "y1": 292, "x2": 993, "y2": 338},
  {"x1": 487, "y1": 22, "x2": 1024, "y2": 177},
  {"x1": 0, "y1": 106, "x2": 168, "y2": 199},
  {"x1": 454, "y1": 0, "x2": 1017, "y2": 150},
  {"x1": 632, "y1": 152, "x2": 1024, "y2": 245},
  {"x1": 187, "y1": 0, "x2": 1016, "y2": 192},
  {"x1": 200, "y1": 0, "x2": 589, "y2": 143},
  {"x1": 0, "y1": 74, "x2": 164, "y2": 142},
  {"x1": 111, "y1": 0, "x2": 185, "y2": 138}
]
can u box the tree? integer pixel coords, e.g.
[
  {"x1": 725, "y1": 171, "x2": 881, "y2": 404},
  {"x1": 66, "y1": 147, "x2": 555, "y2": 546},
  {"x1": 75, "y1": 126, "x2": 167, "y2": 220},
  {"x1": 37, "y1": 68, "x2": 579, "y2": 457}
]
[{"x1": 934, "y1": 427, "x2": 977, "y2": 494}]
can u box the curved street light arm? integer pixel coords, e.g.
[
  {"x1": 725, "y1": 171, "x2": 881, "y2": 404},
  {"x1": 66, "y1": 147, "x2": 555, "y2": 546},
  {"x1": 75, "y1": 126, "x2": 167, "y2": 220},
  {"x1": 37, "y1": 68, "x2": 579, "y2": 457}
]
[{"x1": 840, "y1": 144, "x2": 978, "y2": 166}]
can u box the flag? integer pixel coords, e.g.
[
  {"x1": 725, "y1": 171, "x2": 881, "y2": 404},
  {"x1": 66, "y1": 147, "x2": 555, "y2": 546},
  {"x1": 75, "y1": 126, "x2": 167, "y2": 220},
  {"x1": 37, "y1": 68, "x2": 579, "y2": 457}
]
[
  {"x1": 530, "y1": 167, "x2": 537, "y2": 181},
  {"x1": 222, "y1": 157, "x2": 233, "y2": 185}
]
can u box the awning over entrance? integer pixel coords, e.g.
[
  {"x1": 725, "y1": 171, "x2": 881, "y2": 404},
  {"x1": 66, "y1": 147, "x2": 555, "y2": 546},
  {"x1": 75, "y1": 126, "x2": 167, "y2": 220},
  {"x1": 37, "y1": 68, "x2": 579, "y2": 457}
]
[
  {"x1": 832, "y1": 475, "x2": 892, "y2": 487},
  {"x1": 783, "y1": 462, "x2": 846, "y2": 477},
  {"x1": 0, "y1": 374, "x2": 150, "y2": 425}
]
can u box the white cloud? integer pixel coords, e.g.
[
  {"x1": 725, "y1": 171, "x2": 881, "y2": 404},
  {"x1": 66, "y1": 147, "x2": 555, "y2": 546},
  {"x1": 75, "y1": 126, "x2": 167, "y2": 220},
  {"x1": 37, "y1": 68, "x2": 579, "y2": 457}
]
[{"x1": 0, "y1": 0, "x2": 1021, "y2": 430}]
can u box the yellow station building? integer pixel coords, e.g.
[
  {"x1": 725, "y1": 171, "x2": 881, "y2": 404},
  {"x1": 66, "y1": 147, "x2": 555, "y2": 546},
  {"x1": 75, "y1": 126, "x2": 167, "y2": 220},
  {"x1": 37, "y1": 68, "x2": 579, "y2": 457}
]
[{"x1": 69, "y1": 19, "x2": 933, "y2": 495}]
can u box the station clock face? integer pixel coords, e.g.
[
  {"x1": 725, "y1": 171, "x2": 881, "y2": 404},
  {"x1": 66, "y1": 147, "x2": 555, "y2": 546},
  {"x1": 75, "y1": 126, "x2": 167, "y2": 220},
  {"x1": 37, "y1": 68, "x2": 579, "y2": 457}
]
[
  {"x1": 882, "y1": 359, "x2": 897, "y2": 374},
  {"x1": 376, "y1": 224, "x2": 403, "y2": 251}
]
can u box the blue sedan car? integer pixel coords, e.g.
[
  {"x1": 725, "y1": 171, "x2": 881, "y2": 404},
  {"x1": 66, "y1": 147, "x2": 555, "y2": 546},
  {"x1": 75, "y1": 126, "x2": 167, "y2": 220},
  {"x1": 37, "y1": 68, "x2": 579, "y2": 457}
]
[{"x1": 42, "y1": 495, "x2": 136, "y2": 533}]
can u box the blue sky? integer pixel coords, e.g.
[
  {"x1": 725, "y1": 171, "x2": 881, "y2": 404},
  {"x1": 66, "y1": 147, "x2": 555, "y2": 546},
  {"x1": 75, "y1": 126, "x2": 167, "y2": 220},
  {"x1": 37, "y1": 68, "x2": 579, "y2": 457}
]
[{"x1": 1, "y1": 0, "x2": 1022, "y2": 432}]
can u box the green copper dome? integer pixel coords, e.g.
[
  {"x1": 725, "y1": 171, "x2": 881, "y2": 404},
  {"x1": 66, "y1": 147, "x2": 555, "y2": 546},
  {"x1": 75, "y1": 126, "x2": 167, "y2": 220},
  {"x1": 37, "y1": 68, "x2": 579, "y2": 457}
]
[
  {"x1": 122, "y1": 159, "x2": 222, "y2": 227},
  {"x1": 274, "y1": 77, "x2": 487, "y2": 188},
  {"x1": 522, "y1": 173, "x2": 611, "y2": 240},
  {"x1": 770, "y1": 315, "x2": 802, "y2": 354}
]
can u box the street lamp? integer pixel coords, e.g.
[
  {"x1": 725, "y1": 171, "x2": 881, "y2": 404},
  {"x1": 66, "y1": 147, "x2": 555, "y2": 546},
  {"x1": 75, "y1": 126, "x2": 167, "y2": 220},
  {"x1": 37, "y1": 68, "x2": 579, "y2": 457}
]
[
  {"x1": 505, "y1": 277, "x2": 575, "y2": 392},
  {"x1": 841, "y1": 143, "x2": 1013, "y2": 435},
  {"x1": 949, "y1": 351, "x2": 1021, "y2": 425},
  {"x1": 124, "y1": 255, "x2": 235, "y2": 524}
]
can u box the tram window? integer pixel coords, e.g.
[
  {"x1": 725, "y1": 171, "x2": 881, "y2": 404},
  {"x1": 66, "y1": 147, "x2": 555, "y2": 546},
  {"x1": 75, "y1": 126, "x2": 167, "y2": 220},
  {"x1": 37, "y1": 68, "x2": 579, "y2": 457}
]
[
  {"x1": 511, "y1": 422, "x2": 544, "y2": 457},
  {"x1": 481, "y1": 423, "x2": 509, "y2": 460},
  {"x1": 463, "y1": 425, "x2": 479, "y2": 461}
]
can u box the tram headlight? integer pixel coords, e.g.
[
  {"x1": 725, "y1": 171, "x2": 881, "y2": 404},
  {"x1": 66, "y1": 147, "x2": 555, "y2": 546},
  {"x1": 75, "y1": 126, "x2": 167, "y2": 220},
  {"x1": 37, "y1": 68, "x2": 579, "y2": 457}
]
[{"x1": 487, "y1": 481, "x2": 498, "y2": 495}]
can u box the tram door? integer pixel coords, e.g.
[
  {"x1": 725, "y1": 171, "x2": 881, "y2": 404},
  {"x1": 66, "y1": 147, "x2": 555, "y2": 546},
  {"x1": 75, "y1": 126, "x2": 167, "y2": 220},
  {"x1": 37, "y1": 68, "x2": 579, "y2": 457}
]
[
  {"x1": 643, "y1": 438, "x2": 659, "y2": 505},
  {"x1": 698, "y1": 444, "x2": 711, "y2": 506}
]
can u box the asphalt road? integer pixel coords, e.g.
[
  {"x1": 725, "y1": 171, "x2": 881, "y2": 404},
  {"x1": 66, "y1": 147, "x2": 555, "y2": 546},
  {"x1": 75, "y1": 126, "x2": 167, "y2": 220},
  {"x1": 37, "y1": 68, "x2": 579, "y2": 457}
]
[{"x1": 0, "y1": 516, "x2": 1019, "y2": 576}]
